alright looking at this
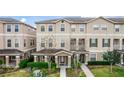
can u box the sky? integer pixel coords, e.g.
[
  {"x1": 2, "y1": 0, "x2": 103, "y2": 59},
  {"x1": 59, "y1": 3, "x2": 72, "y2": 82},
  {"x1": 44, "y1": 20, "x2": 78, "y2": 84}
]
[
  {"x1": 0, "y1": 16, "x2": 69, "y2": 27},
  {"x1": 0, "y1": 16, "x2": 124, "y2": 27}
]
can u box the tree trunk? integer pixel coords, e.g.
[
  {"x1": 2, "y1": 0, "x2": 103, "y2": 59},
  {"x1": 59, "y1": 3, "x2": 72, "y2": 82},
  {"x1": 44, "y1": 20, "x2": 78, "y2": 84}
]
[{"x1": 110, "y1": 63, "x2": 113, "y2": 73}]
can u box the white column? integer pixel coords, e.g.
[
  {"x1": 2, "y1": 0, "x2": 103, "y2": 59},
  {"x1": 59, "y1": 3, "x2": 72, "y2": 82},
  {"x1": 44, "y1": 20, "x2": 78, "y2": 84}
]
[
  {"x1": 55, "y1": 56, "x2": 58, "y2": 68},
  {"x1": 45, "y1": 56, "x2": 47, "y2": 62},
  {"x1": 16, "y1": 56, "x2": 20, "y2": 68},
  {"x1": 120, "y1": 39, "x2": 122, "y2": 50},
  {"x1": 85, "y1": 54, "x2": 89, "y2": 65},
  {"x1": 68, "y1": 56, "x2": 71, "y2": 68},
  {"x1": 34, "y1": 56, "x2": 37, "y2": 62},
  {"x1": 121, "y1": 53, "x2": 123, "y2": 64},
  {"x1": 5, "y1": 56, "x2": 9, "y2": 67},
  {"x1": 76, "y1": 54, "x2": 79, "y2": 62}
]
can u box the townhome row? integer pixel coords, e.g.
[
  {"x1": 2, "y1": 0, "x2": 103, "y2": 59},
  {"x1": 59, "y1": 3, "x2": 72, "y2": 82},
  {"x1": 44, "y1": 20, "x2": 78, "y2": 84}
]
[
  {"x1": 32, "y1": 17, "x2": 124, "y2": 68},
  {"x1": 0, "y1": 18, "x2": 36, "y2": 67}
]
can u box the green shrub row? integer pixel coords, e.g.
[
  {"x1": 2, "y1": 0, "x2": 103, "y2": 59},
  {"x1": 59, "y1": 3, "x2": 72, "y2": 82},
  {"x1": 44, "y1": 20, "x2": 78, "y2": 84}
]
[{"x1": 88, "y1": 61, "x2": 114, "y2": 65}]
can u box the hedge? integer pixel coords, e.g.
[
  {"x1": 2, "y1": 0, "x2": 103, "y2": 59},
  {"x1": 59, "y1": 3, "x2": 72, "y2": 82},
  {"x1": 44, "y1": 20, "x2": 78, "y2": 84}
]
[
  {"x1": 88, "y1": 61, "x2": 115, "y2": 65},
  {"x1": 27, "y1": 62, "x2": 48, "y2": 69},
  {"x1": 19, "y1": 59, "x2": 29, "y2": 69}
]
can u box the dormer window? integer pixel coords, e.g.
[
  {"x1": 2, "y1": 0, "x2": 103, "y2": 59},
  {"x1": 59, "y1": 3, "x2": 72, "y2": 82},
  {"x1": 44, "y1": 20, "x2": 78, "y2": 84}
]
[{"x1": 115, "y1": 25, "x2": 120, "y2": 32}]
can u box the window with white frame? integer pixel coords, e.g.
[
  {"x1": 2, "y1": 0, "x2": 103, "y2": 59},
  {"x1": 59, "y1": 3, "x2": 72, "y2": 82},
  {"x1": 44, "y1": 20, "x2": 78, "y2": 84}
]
[
  {"x1": 115, "y1": 25, "x2": 120, "y2": 32},
  {"x1": 90, "y1": 53, "x2": 96, "y2": 61},
  {"x1": 93, "y1": 25, "x2": 99, "y2": 30},
  {"x1": 15, "y1": 39, "x2": 19, "y2": 47},
  {"x1": 15, "y1": 24, "x2": 19, "y2": 32},
  {"x1": 41, "y1": 38, "x2": 45, "y2": 48},
  {"x1": 7, "y1": 39, "x2": 11, "y2": 47},
  {"x1": 101, "y1": 25, "x2": 107, "y2": 30},
  {"x1": 61, "y1": 39, "x2": 65, "y2": 47},
  {"x1": 102, "y1": 39, "x2": 110, "y2": 47},
  {"x1": 71, "y1": 24, "x2": 76, "y2": 32},
  {"x1": 48, "y1": 25, "x2": 53, "y2": 32},
  {"x1": 49, "y1": 38, "x2": 53, "y2": 48},
  {"x1": 41, "y1": 25, "x2": 45, "y2": 32},
  {"x1": 7, "y1": 24, "x2": 11, "y2": 32},
  {"x1": 61, "y1": 24, "x2": 65, "y2": 31},
  {"x1": 79, "y1": 24, "x2": 85, "y2": 32},
  {"x1": 90, "y1": 38, "x2": 98, "y2": 47}
]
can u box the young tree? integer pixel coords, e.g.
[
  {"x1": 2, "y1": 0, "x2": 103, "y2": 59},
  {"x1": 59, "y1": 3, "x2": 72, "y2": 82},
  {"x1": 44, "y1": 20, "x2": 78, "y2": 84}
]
[{"x1": 103, "y1": 50, "x2": 121, "y2": 73}]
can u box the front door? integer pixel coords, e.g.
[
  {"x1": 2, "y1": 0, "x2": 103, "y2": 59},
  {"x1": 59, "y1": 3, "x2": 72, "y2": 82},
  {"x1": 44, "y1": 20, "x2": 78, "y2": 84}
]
[
  {"x1": 80, "y1": 54, "x2": 85, "y2": 63},
  {"x1": 59, "y1": 56, "x2": 67, "y2": 66}
]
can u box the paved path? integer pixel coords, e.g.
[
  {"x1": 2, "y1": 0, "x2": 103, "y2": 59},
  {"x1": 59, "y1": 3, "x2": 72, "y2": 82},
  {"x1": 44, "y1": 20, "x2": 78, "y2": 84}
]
[
  {"x1": 60, "y1": 66, "x2": 66, "y2": 77},
  {"x1": 81, "y1": 64, "x2": 94, "y2": 77}
]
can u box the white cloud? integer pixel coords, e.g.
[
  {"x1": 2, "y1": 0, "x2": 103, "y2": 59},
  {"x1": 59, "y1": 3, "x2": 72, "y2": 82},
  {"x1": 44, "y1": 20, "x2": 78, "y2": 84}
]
[{"x1": 20, "y1": 18, "x2": 26, "y2": 22}]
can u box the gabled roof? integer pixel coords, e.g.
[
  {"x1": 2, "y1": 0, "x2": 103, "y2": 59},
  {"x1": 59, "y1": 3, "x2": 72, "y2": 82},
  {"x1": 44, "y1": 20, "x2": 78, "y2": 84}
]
[
  {"x1": 0, "y1": 18, "x2": 36, "y2": 29},
  {"x1": 35, "y1": 16, "x2": 124, "y2": 24},
  {"x1": 32, "y1": 49, "x2": 72, "y2": 55}
]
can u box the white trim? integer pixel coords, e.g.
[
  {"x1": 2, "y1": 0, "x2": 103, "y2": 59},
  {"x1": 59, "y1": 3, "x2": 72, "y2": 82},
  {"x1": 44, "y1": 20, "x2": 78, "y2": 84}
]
[
  {"x1": 37, "y1": 33, "x2": 124, "y2": 37},
  {"x1": 22, "y1": 47, "x2": 36, "y2": 52},
  {"x1": 54, "y1": 51, "x2": 72, "y2": 55},
  {"x1": 0, "y1": 34, "x2": 36, "y2": 37}
]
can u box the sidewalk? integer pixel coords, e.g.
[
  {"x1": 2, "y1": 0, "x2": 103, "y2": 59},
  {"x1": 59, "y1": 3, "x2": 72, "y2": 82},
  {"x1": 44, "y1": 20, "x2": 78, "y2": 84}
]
[
  {"x1": 81, "y1": 64, "x2": 94, "y2": 77},
  {"x1": 60, "y1": 66, "x2": 66, "y2": 77}
]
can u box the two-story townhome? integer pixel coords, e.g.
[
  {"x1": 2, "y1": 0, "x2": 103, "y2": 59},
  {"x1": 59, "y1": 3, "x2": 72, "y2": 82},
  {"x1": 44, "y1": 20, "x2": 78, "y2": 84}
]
[
  {"x1": 0, "y1": 18, "x2": 36, "y2": 67},
  {"x1": 32, "y1": 16, "x2": 124, "y2": 68}
]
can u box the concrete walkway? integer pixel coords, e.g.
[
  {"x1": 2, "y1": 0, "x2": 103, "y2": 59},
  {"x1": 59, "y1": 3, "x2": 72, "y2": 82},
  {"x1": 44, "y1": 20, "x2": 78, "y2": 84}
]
[
  {"x1": 81, "y1": 64, "x2": 94, "y2": 77},
  {"x1": 60, "y1": 66, "x2": 66, "y2": 77}
]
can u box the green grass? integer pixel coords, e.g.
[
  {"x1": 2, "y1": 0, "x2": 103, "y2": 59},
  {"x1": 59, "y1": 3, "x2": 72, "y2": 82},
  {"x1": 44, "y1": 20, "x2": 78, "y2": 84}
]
[
  {"x1": 66, "y1": 68, "x2": 85, "y2": 77},
  {"x1": 0, "y1": 70, "x2": 32, "y2": 77},
  {"x1": 88, "y1": 65, "x2": 124, "y2": 77}
]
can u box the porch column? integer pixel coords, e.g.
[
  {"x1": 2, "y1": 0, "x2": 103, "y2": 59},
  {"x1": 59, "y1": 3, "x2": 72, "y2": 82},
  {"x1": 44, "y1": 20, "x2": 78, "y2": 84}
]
[
  {"x1": 45, "y1": 56, "x2": 48, "y2": 62},
  {"x1": 34, "y1": 56, "x2": 37, "y2": 62},
  {"x1": 55, "y1": 56, "x2": 58, "y2": 68},
  {"x1": 5, "y1": 56, "x2": 9, "y2": 67},
  {"x1": 121, "y1": 53, "x2": 123, "y2": 64},
  {"x1": 68, "y1": 56, "x2": 71, "y2": 68},
  {"x1": 16, "y1": 56, "x2": 20, "y2": 68},
  {"x1": 85, "y1": 54, "x2": 89, "y2": 65},
  {"x1": 76, "y1": 54, "x2": 79, "y2": 62},
  {"x1": 120, "y1": 39, "x2": 122, "y2": 50}
]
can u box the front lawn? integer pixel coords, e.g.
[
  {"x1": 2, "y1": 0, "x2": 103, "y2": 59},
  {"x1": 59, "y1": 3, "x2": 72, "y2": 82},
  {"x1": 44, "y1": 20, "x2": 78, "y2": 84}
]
[
  {"x1": 0, "y1": 70, "x2": 32, "y2": 77},
  {"x1": 88, "y1": 65, "x2": 124, "y2": 77},
  {"x1": 66, "y1": 68, "x2": 85, "y2": 77}
]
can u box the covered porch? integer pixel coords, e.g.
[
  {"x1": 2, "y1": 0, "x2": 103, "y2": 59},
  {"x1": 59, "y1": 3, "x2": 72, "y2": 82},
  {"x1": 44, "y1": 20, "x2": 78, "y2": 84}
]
[
  {"x1": 32, "y1": 49, "x2": 73, "y2": 68},
  {"x1": 0, "y1": 49, "x2": 23, "y2": 67}
]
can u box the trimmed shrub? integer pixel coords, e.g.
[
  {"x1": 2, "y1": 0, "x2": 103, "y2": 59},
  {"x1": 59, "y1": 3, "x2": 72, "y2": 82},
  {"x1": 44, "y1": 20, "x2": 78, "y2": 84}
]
[
  {"x1": 0, "y1": 59, "x2": 4, "y2": 65},
  {"x1": 51, "y1": 62, "x2": 56, "y2": 68},
  {"x1": 27, "y1": 62, "x2": 48, "y2": 69},
  {"x1": 88, "y1": 61, "x2": 113, "y2": 65},
  {"x1": 19, "y1": 59, "x2": 29, "y2": 69}
]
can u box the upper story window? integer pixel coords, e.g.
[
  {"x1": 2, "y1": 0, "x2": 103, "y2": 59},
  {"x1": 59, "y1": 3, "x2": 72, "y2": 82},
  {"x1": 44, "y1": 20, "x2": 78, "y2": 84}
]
[
  {"x1": 79, "y1": 24, "x2": 85, "y2": 32},
  {"x1": 61, "y1": 39, "x2": 65, "y2": 47},
  {"x1": 7, "y1": 39, "x2": 11, "y2": 47},
  {"x1": 71, "y1": 25, "x2": 76, "y2": 32},
  {"x1": 48, "y1": 25, "x2": 53, "y2": 32},
  {"x1": 93, "y1": 25, "x2": 99, "y2": 30},
  {"x1": 15, "y1": 39, "x2": 19, "y2": 47},
  {"x1": 102, "y1": 39, "x2": 110, "y2": 47},
  {"x1": 30, "y1": 39, "x2": 33, "y2": 46},
  {"x1": 24, "y1": 39, "x2": 26, "y2": 47},
  {"x1": 115, "y1": 25, "x2": 120, "y2": 32},
  {"x1": 90, "y1": 38, "x2": 98, "y2": 47},
  {"x1": 7, "y1": 24, "x2": 11, "y2": 32},
  {"x1": 49, "y1": 38, "x2": 53, "y2": 48},
  {"x1": 90, "y1": 53, "x2": 96, "y2": 61},
  {"x1": 41, "y1": 26, "x2": 45, "y2": 32},
  {"x1": 61, "y1": 24, "x2": 65, "y2": 31},
  {"x1": 101, "y1": 25, "x2": 107, "y2": 30},
  {"x1": 15, "y1": 24, "x2": 19, "y2": 32}
]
